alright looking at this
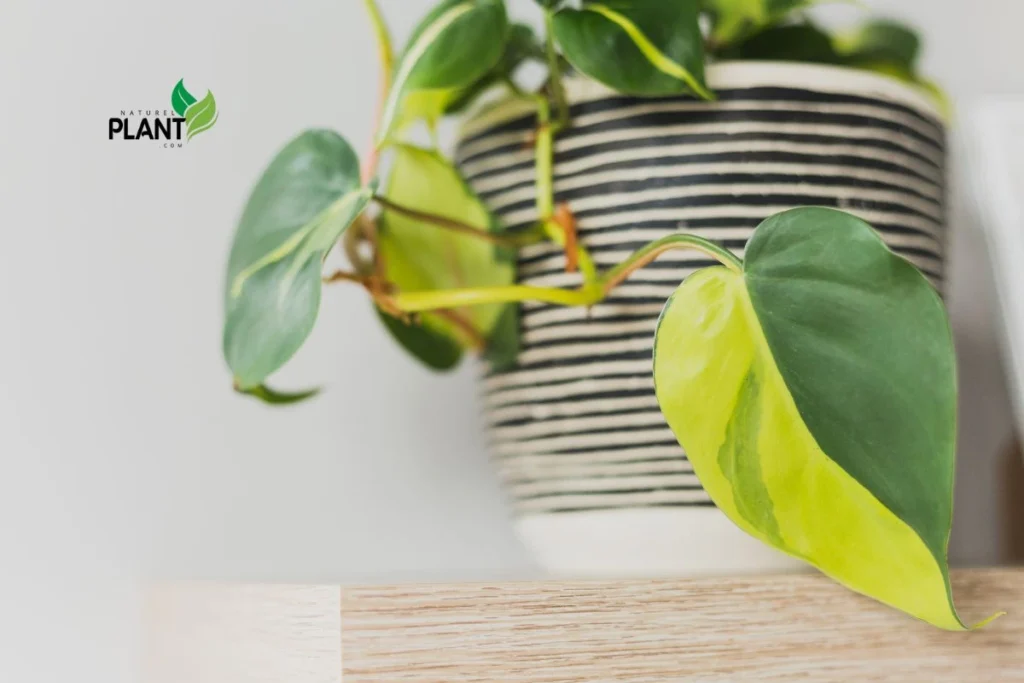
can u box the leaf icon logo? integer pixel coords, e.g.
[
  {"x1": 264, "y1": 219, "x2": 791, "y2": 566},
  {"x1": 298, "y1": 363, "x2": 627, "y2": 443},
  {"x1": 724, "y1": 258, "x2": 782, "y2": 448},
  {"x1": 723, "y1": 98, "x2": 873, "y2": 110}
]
[
  {"x1": 171, "y1": 79, "x2": 218, "y2": 141},
  {"x1": 171, "y1": 79, "x2": 196, "y2": 117},
  {"x1": 185, "y1": 91, "x2": 218, "y2": 140}
]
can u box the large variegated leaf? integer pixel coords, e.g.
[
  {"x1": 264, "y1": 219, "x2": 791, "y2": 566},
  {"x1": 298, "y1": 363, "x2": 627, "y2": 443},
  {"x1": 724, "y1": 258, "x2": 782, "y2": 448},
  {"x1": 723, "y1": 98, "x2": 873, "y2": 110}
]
[
  {"x1": 377, "y1": 145, "x2": 514, "y2": 370},
  {"x1": 552, "y1": 0, "x2": 711, "y2": 99},
  {"x1": 653, "y1": 207, "x2": 999, "y2": 630},
  {"x1": 223, "y1": 130, "x2": 371, "y2": 392},
  {"x1": 378, "y1": 0, "x2": 509, "y2": 142}
]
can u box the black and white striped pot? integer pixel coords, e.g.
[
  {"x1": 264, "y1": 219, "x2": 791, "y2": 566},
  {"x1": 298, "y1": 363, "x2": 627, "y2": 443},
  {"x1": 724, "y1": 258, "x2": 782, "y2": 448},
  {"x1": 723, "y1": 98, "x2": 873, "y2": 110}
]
[{"x1": 456, "y1": 63, "x2": 946, "y2": 577}]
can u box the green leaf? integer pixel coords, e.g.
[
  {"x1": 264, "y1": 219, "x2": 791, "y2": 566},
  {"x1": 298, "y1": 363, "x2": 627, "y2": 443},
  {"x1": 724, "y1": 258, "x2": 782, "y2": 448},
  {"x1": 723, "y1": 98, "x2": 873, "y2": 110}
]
[
  {"x1": 444, "y1": 23, "x2": 547, "y2": 115},
  {"x1": 378, "y1": 0, "x2": 509, "y2": 143},
  {"x1": 653, "y1": 207, "x2": 1001, "y2": 630},
  {"x1": 184, "y1": 90, "x2": 218, "y2": 140},
  {"x1": 376, "y1": 308, "x2": 463, "y2": 371},
  {"x1": 720, "y1": 23, "x2": 842, "y2": 64},
  {"x1": 224, "y1": 130, "x2": 371, "y2": 389},
  {"x1": 484, "y1": 302, "x2": 520, "y2": 371},
  {"x1": 704, "y1": 0, "x2": 816, "y2": 44},
  {"x1": 553, "y1": 0, "x2": 711, "y2": 99},
  {"x1": 704, "y1": 0, "x2": 767, "y2": 43},
  {"x1": 377, "y1": 145, "x2": 514, "y2": 368},
  {"x1": 171, "y1": 78, "x2": 197, "y2": 118},
  {"x1": 236, "y1": 383, "x2": 321, "y2": 405},
  {"x1": 835, "y1": 19, "x2": 921, "y2": 71}
]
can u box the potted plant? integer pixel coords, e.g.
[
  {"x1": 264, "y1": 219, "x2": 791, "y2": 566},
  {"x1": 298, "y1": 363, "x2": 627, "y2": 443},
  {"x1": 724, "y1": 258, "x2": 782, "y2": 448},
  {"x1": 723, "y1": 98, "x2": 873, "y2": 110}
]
[{"x1": 220, "y1": 0, "x2": 997, "y2": 630}]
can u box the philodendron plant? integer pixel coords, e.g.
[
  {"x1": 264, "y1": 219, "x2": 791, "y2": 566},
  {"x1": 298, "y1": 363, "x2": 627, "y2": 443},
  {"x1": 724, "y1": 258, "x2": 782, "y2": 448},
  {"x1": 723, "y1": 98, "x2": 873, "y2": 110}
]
[{"x1": 221, "y1": 0, "x2": 997, "y2": 629}]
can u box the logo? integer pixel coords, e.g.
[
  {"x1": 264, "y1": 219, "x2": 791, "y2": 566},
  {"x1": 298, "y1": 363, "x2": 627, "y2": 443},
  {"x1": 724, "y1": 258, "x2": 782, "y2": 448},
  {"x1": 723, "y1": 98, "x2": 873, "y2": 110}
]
[{"x1": 108, "y1": 79, "x2": 218, "y2": 148}]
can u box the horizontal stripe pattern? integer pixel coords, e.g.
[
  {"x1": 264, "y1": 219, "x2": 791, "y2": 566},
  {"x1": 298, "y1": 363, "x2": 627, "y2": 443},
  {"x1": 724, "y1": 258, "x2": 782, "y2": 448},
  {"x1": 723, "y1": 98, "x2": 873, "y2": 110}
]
[{"x1": 458, "y1": 78, "x2": 946, "y2": 517}]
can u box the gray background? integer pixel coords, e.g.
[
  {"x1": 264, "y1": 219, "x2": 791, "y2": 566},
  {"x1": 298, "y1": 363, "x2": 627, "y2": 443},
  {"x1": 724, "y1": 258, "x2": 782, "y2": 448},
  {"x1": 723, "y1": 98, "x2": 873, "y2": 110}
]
[{"x1": 1, "y1": 0, "x2": 1021, "y2": 680}]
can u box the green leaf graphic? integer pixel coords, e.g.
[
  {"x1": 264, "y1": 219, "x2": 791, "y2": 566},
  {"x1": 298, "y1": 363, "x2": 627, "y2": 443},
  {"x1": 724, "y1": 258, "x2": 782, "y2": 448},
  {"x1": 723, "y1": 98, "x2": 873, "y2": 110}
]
[
  {"x1": 653, "y1": 207, "x2": 1002, "y2": 630},
  {"x1": 184, "y1": 90, "x2": 218, "y2": 140},
  {"x1": 171, "y1": 79, "x2": 197, "y2": 117}
]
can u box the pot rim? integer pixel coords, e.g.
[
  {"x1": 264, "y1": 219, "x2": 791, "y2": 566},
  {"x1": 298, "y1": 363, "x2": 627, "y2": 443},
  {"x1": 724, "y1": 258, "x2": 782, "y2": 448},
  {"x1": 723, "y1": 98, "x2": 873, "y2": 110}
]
[{"x1": 460, "y1": 61, "x2": 945, "y2": 140}]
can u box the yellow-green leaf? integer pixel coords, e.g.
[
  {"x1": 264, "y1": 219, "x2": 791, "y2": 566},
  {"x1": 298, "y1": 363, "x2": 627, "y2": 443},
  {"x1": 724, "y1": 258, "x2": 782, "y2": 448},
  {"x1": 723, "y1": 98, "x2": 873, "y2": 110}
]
[
  {"x1": 377, "y1": 145, "x2": 514, "y2": 368},
  {"x1": 653, "y1": 207, "x2": 1001, "y2": 630}
]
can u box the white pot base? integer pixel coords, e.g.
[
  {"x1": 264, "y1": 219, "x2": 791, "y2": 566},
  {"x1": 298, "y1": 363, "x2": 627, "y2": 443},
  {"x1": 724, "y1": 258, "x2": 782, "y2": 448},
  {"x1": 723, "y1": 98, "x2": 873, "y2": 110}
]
[{"x1": 516, "y1": 507, "x2": 804, "y2": 578}]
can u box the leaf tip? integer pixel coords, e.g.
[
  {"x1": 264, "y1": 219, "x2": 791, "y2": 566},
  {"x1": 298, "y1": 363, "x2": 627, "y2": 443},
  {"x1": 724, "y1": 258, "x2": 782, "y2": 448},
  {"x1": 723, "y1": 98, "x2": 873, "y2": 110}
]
[
  {"x1": 233, "y1": 382, "x2": 322, "y2": 406},
  {"x1": 968, "y1": 611, "x2": 1007, "y2": 631}
]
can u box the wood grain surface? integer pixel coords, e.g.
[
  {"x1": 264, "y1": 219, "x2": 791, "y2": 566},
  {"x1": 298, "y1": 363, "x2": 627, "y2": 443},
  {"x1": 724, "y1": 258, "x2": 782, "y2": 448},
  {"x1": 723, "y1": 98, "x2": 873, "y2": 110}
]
[{"x1": 146, "y1": 569, "x2": 1024, "y2": 682}]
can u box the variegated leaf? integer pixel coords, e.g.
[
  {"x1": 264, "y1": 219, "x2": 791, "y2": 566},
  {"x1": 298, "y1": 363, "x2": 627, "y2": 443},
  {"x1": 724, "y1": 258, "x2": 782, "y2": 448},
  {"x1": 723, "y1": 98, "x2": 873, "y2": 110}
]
[{"x1": 653, "y1": 207, "x2": 1001, "y2": 630}]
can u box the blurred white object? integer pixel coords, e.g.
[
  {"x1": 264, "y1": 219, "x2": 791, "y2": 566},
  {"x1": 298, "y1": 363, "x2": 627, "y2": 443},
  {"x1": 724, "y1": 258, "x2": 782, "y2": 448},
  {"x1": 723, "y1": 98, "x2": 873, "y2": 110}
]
[{"x1": 968, "y1": 100, "x2": 1024, "y2": 438}]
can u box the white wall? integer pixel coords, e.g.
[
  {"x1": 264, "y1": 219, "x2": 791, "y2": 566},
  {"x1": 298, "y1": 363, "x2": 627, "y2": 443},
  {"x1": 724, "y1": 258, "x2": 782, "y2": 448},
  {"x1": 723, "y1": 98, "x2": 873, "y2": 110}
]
[{"x1": 1, "y1": 1, "x2": 1021, "y2": 681}]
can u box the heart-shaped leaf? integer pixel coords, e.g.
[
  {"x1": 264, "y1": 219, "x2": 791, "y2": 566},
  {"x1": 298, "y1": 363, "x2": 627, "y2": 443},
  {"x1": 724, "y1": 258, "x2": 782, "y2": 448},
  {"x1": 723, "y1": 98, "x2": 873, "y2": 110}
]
[
  {"x1": 653, "y1": 207, "x2": 1000, "y2": 630},
  {"x1": 552, "y1": 0, "x2": 711, "y2": 99},
  {"x1": 378, "y1": 0, "x2": 509, "y2": 143},
  {"x1": 377, "y1": 145, "x2": 514, "y2": 369},
  {"x1": 224, "y1": 130, "x2": 371, "y2": 390}
]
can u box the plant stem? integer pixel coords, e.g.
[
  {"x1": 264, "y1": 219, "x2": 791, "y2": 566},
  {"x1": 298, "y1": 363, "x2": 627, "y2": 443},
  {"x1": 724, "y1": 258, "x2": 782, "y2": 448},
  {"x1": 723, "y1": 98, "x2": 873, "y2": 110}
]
[
  {"x1": 388, "y1": 233, "x2": 743, "y2": 314},
  {"x1": 362, "y1": 0, "x2": 395, "y2": 183},
  {"x1": 535, "y1": 97, "x2": 555, "y2": 219},
  {"x1": 362, "y1": 0, "x2": 394, "y2": 77},
  {"x1": 533, "y1": 98, "x2": 599, "y2": 284},
  {"x1": 433, "y1": 309, "x2": 487, "y2": 351},
  {"x1": 372, "y1": 195, "x2": 545, "y2": 248},
  {"x1": 393, "y1": 284, "x2": 599, "y2": 312},
  {"x1": 601, "y1": 234, "x2": 743, "y2": 294},
  {"x1": 543, "y1": 10, "x2": 570, "y2": 130}
]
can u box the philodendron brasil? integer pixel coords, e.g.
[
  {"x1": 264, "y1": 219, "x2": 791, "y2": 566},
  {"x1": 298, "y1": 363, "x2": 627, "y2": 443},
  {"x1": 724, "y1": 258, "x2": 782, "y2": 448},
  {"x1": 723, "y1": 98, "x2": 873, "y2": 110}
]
[{"x1": 221, "y1": 0, "x2": 997, "y2": 628}]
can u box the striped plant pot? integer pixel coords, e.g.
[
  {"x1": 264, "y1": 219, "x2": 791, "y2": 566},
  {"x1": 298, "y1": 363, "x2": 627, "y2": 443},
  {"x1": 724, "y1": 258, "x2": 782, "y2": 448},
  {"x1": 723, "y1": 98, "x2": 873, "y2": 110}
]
[{"x1": 456, "y1": 63, "x2": 946, "y2": 577}]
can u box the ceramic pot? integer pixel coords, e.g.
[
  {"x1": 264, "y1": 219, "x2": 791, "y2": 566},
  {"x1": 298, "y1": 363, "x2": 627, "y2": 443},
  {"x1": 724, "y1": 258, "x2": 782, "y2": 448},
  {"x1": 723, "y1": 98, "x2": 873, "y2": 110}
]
[{"x1": 456, "y1": 62, "x2": 946, "y2": 577}]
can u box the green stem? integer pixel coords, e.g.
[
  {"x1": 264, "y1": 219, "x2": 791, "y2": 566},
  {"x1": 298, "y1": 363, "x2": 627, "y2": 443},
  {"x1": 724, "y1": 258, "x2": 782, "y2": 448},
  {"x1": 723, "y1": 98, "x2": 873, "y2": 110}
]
[
  {"x1": 601, "y1": 234, "x2": 743, "y2": 294},
  {"x1": 362, "y1": 0, "x2": 395, "y2": 182},
  {"x1": 543, "y1": 10, "x2": 570, "y2": 130},
  {"x1": 373, "y1": 195, "x2": 544, "y2": 248},
  {"x1": 362, "y1": 0, "x2": 394, "y2": 76},
  {"x1": 534, "y1": 97, "x2": 599, "y2": 284},
  {"x1": 535, "y1": 97, "x2": 555, "y2": 220},
  {"x1": 393, "y1": 284, "x2": 599, "y2": 312},
  {"x1": 387, "y1": 233, "x2": 742, "y2": 314}
]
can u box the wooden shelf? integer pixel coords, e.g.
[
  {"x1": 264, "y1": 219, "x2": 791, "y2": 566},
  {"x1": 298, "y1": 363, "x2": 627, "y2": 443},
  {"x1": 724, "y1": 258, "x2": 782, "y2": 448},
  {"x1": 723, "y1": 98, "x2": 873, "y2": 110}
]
[{"x1": 144, "y1": 568, "x2": 1024, "y2": 682}]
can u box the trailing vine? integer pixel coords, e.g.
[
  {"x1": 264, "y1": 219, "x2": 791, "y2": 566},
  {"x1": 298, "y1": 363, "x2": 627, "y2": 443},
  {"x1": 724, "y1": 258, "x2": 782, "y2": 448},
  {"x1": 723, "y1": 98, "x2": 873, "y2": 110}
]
[{"x1": 223, "y1": 0, "x2": 939, "y2": 398}]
